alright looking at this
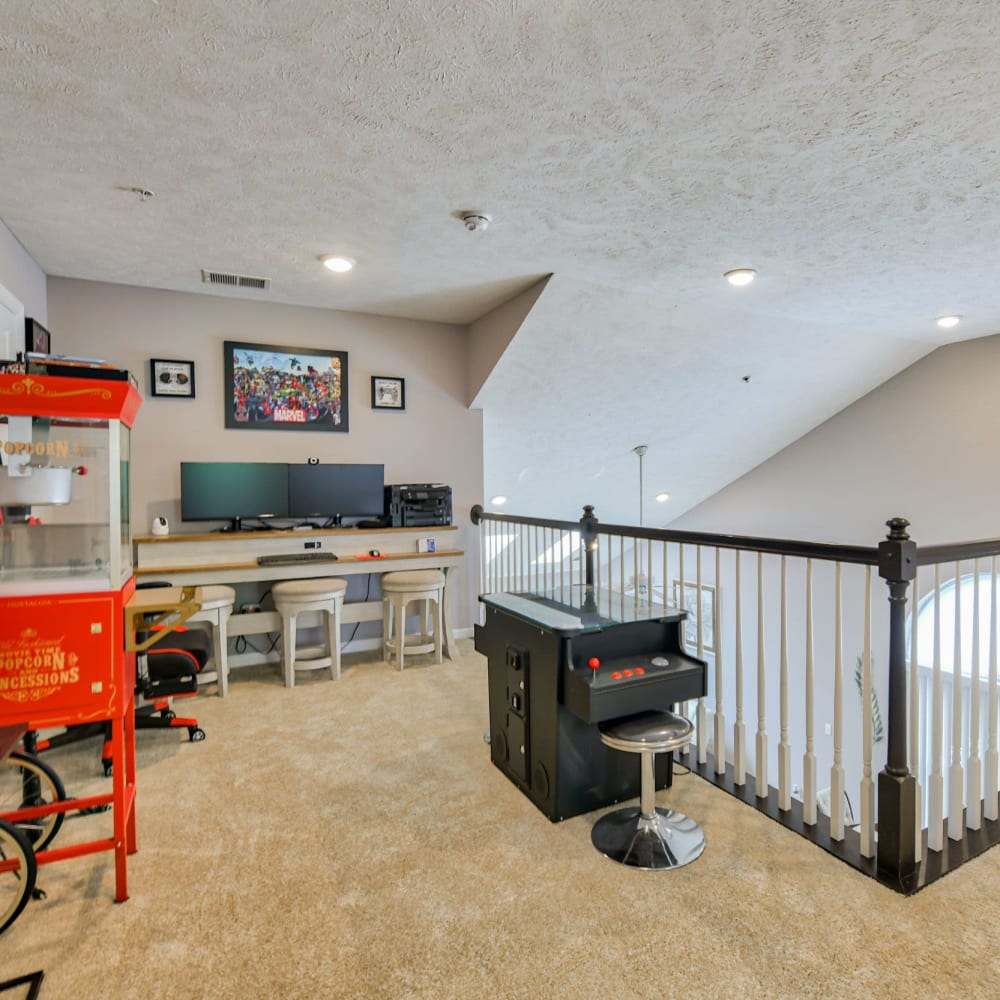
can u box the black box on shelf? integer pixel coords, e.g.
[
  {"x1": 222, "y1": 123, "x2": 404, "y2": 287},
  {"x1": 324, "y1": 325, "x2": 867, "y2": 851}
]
[{"x1": 384, "y1": 484, "x2": 452, "y2": 527}]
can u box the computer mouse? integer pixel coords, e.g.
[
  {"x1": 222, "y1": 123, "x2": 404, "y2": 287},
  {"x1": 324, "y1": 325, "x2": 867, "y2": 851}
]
[{"x1": 369, "y1": 549, "x2": 381, "y2": 557}]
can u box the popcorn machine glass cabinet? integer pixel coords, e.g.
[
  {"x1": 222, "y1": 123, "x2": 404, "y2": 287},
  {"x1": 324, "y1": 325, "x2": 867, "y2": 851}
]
[{"x1": 0, "y1": 413, "x2": 133, "y2": 594}]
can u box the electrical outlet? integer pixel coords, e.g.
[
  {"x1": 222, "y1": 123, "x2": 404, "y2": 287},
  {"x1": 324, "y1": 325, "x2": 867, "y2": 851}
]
[
  {"x1": 792, "y1": 784, "x2": 801, "y2": 798},
  {"x1": 824, "y1": 723, "x2": 832, "y2": 736}
]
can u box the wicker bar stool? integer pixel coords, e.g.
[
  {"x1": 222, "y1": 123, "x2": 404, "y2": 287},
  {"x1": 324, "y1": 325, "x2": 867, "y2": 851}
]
[
  {"x1": 381, "y1": 569, "x2": 445, "y2": 670},
  {"x1": 272, "y1": 577, "x2": 347, "y2": 687}
]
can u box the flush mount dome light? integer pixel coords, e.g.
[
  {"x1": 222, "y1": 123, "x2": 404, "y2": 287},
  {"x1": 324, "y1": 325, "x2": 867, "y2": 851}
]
[
  {"x1": 655, "y1": 492, "x2": 671, "y2": 503},
  {"x1": 724, "y1": 268, "x2": 756, "y2": 287},
  {"x1": 489, "y1": 495, "x2": 508, "y2": 506},
  {"x1": 321, "y1": 255, "x2": 355, "y2": 273},
  {"x1": 936, "y1": 315, "x2": 962, "y2": 329}
]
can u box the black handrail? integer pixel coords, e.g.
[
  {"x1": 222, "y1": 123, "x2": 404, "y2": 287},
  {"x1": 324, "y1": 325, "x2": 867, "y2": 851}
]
[
  {"x1": 916, "y1": 538, "x2": 1000, "y2": 565},
  {"x1": 470, "y1": 504, "x2": 879, "y2": 566}
]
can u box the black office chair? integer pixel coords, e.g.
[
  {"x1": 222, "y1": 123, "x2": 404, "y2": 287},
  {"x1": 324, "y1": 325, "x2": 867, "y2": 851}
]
[
  {"x1": 127, "y1": 626, "x2": 207, "y2": 757},
  {"x1": 29, "y1": 604, "x2": 208, "y2": 777}
]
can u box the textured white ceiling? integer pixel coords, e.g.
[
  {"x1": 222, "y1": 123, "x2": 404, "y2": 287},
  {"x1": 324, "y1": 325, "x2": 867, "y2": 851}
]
[{"x1": 3, "y1": 2, "x2": 1000, "y2": 526}]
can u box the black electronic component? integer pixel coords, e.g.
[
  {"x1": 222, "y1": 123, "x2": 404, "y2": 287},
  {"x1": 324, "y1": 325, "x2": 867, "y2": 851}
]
[
  {"x1": 256, "y1": 552, "x2": 339, "y2": 566},
  {"x1": 384, "y1": 484, "x2": 452, "y2": 527}
]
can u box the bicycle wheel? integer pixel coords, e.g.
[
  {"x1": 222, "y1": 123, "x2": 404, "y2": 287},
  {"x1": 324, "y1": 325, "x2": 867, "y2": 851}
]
[
  {"x1": 0, "y1": 751, "x2": 66, "y2": 852},
  {"x1": 0, "y1": 818, "x2": 36, "y2": 933}
]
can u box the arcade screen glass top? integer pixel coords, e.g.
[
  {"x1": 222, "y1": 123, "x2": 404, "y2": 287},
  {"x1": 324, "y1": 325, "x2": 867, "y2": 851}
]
[{"x1": 479, "y1": 585, "x2": 686, "y2": 635}]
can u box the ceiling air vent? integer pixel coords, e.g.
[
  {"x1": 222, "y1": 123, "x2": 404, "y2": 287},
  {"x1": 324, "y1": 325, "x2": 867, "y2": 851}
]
[{"x1": 201, "y1": 269, "x2": 270, "y2": 290}]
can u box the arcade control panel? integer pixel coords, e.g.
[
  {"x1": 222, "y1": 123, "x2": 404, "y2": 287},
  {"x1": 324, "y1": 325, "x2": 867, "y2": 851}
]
[{"x1": 563, "y1": 649, "x2": 706, "y2": 724}]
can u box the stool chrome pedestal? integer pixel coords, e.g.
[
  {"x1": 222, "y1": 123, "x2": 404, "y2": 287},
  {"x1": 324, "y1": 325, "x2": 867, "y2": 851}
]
[{"x1": 591, "y1": 710, "x2": 705, "y2": 870}]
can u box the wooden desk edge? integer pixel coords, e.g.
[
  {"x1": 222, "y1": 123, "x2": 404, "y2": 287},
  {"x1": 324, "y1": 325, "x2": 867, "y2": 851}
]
[
  {"x1": 134, "y1": 548, "x2": 464, "y2": 576},
  {"x1": 135, "y1": 525, "x2": 459, "y2": 544}
]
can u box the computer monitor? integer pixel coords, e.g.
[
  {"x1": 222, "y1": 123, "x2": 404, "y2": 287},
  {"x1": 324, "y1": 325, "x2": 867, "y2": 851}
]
[
  {"x1": 180, "y1": 462, "x2": 290, "y2": 529},
  {"x1": 288, "y1": 463, "x2": 385, "y2": 522}
]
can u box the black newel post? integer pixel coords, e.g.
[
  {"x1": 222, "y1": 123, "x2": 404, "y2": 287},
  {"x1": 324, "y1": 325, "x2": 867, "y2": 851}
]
[
  {"x1": 579, "y1": 505, "x2": 599, "y2": 599},
  {"x1": 876, "y1": 516, "x2": 918, "y2": 885}
]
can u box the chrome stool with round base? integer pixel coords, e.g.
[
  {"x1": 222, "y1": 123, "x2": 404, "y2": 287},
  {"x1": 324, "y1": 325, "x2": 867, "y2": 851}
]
[{"x1": 591, "y1": 709, "x2": 705, "y2": 870}]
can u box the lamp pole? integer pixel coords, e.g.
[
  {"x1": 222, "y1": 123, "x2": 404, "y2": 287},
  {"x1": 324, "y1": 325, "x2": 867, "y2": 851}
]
[{"x1": 633, "y1": 445, "x2": 648, "y2": 527}]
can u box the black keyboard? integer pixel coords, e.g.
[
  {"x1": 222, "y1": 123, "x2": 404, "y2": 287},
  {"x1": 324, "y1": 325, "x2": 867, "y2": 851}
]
[{"x1": 256, "y1": 552, "x2": 340, "y2": 566}]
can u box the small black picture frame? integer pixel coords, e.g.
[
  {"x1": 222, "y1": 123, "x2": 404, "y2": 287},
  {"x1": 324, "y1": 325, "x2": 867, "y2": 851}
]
[
  {"x1": 150, "y1": 358, "x2": 196, "y2": 398},
  {"x1": 371, "y1": 376, "x2": 405, "y2": 411},
  {"x1": 25, "y1": 317, "x2": 51, "y2": 354}
]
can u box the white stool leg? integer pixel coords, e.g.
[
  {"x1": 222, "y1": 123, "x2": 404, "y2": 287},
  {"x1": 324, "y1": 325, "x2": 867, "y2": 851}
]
[
  {"x1": 382, "y1": 598, "x2": 392, "y2": 663},
  {"x1": 433, "y1": 593, "x2": 443, "y2": 664},
  {"x1": 282, "y1": 611, "x2": 297, "y2": 688},
  {"x1": 326, "y1": 602, "x2": 341, "y2": 681},
  {"x1": 395, "y1": 594, "x2": 407, "y2": 671},
  {"x1": 214, "y1": 608, "x2": 231, "y2": 698}
]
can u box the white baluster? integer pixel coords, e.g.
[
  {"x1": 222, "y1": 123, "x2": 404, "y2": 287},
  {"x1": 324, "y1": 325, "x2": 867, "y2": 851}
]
[
  {"x1": 778, "y1": 555, "x2": 791, "y2": 811},
  {"x1": 697, "y1": 544, "x2": 708, "y2": 765},
  {"x1": 909, "y1": 566, "x2": 923, "y2": 859},
  {"x1": 646, "y1": 539, "x2": 653, "y2": 610},
  {"x1": 714, "y1": 546, "x2": 727, "y2": 776},
  {"x1": 986, "y1": 557, "x2": 999, "y2": 822},
  {"x1": 803, "y1": 558, "x2": 817, "y2": 826},
  {"x1": 481, "y1": 522, "x2": 488, "y2": 594},
  {"x1": 756, "y1": 551, "x2": 768, "y2": 799},
  {"x1": 543, "y1": 526, "x2": 549, "y2": 592},
  {"x1": 662, "y1": 543, "x2": 669, "y2": 613},
  {"x1": 491, "y1": 522, "x2": 499, "y2": 592},
  {"x1": 502, "y1": 524, "x2": 508, "y2": 590},
  {"x1": 679, "y1": 544, "x2": 687, "y2": 651},
  {"x1": 860, "y1": 565, "x2": 875, "y2": 858},
  {"x1": 967, "y1": 559, "x2": 983, "y2": 830},
  {"x1": 948, "y1": 561, "x2": 966, "y2": 841},
  {"x1": 830, "y1": 562, "x2": 845, "y2": 841},
  {"x1": 518, "y1": 524, "x2": 523, "y2": 589},
  {"x1": 619, "y1": 535, "x2": 626, "y2": 618},
  {"x1": 733, "y1": 550, "x2": 746, "y2": 786},
  {"x1": 928, "y1": 564, "x2": 944, "y2": 852}
]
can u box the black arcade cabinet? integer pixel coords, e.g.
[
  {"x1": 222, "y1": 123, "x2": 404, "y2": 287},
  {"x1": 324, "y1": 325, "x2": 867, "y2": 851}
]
[{"x1": 475, "y1": 586, "x2": 707, "y2": 821}]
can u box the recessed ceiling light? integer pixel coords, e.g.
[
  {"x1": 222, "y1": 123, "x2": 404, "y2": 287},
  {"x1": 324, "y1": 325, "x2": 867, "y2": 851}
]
[
  {"x1": 489, "y1": 495, "x2": 508, "y2": 506},
  {"x1": 321, "y1": 255, "x2": 355, "y2": 273},
  {"x1": 936, "y1": 315, "x2": 961, "y2": 329},
  {"x1": 724, "y1": 268, "x2": 756, "y2": 287},
  {"x1": 655, "y1": 492, "x2": 670, "y2": 503}
]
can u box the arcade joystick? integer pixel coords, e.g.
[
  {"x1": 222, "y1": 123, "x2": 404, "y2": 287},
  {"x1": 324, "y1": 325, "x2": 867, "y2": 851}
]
[{"x1": 588, "y1": 657, "x2": 601, "y2": 676}]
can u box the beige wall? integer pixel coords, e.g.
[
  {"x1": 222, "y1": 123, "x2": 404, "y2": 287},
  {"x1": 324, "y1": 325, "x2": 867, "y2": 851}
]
[
  {"x1": 467, "y1": 276, "x2": 549, "y2": 407},
  {"x1": 671, "y1": 332, "x2": 1000, "y2": 548},
  {"x1": 0, "y1": 220, "x2": 46, "y2": 324},
  {"x1": 47, "y1": 278, "x2": 484, "y2": 629}
]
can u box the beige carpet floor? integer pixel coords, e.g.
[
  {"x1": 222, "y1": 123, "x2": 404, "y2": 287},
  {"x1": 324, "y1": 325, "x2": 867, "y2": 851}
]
[{"x1": 3, "y1": 640, "x2": 999, "y2": 999}]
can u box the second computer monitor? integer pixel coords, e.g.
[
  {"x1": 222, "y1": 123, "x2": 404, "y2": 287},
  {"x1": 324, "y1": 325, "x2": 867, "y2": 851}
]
[{"x1": 288, "y1": 463, "x2": 385, "y2": 520}]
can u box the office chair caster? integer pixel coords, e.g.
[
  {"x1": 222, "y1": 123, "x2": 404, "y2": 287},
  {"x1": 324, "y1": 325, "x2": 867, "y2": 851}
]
[{"x1": 188, "y1": 727, "x2": 206, "y2": 742}]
